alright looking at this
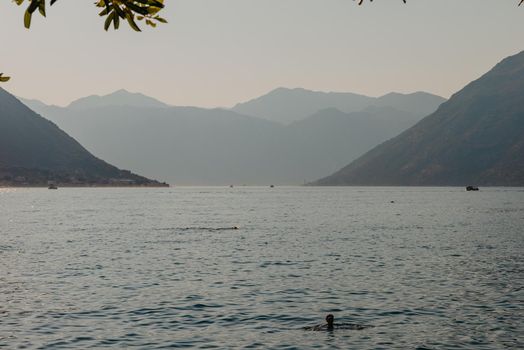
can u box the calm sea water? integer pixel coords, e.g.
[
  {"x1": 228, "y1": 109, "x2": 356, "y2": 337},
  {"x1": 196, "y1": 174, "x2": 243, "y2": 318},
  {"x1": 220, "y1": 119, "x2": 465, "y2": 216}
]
[{"x1": 0, "y1": 187, "x2": 523, "y2": 349}]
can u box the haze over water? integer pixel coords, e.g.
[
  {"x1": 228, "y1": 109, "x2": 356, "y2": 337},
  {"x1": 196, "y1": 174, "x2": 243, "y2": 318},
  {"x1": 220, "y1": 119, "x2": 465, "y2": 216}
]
[{"x1": 1, "y1": 187, "x2": 523, "y2": 349}]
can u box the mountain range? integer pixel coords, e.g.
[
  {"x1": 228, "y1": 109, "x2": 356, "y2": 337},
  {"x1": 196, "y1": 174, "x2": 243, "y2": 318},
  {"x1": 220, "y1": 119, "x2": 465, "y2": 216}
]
[
  {"x1": 314, "y1": 50, "x2": 524, "y2": 186},
  {"x1": 0, "y1": 88, "x2": 166, "y2": 187},
  {"x1": 232, "y1": 87, "x2": 445, "y2": 124},
  {"x1": 21, "y1": 88, "x2": 445, "y2": 185},
  {"x1": 7, "y1": 49, "x2": 523, "y2": 187}
]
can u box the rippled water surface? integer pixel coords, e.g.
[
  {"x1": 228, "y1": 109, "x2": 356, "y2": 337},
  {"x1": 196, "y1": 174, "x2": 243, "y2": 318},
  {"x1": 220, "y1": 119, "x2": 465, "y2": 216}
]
[{"x1": 1, "y1": 187, "x2": 523, "y2": 349}]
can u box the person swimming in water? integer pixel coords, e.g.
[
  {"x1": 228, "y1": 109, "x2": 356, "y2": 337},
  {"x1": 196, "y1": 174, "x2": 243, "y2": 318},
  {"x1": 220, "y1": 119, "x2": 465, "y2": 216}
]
[{"x1": 303, "y1": 314, "x2": 370, "y2": 331}]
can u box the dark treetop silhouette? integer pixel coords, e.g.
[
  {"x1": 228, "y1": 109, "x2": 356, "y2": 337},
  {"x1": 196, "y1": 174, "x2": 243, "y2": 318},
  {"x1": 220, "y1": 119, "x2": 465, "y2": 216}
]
[{"x1": 13, "y1": 0, "x2": 166, "y2": 31}]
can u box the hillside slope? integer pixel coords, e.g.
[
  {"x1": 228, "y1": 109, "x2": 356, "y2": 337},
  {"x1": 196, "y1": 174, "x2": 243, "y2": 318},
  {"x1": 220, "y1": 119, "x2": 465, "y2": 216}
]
[
  {"x1": 0, "y1": 88, "x2": 166, "y2": 186},
  {"x1": 314, "y1": 51, "x2": 524, "y2": 186}
]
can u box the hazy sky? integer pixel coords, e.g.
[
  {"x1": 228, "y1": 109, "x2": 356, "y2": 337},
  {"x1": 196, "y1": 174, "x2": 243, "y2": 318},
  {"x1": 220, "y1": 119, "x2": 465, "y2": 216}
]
[{"x1": 1, "y1": 0, "x2": 522, "y2": 107}]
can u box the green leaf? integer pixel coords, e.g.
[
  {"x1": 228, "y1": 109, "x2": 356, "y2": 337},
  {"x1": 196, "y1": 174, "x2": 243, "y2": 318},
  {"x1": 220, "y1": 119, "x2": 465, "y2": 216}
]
[
  {"x1": 0, "y1": 74, "x2": 11, "y2": 82},
  {"x1": 113, "y1": 4, "x2": 125, "y2": 18},
  {"x1": 125, "y1": 2, "x2": 149, "y2": 16},
  {"x1": 145, "y1": 19, "x2": 156, "y2": 27},
  {"x1": 24, "y1": 9, "x2": 32, "y2": 29},
  {"x1": 104, "y1": 11, "x2": 115, "y2": 31},
  {"x1": 147, "y1": 7, "x2": 161, "y2": 15},
  {"x1": 38, "y1": 1, "x2": 46, "y2": 17},
  {"x1": 113, "y1": 13, "x2": 120, "y2": 29},
  {"x1": 126, "y1": 12, "x2": 141, "y2": 32},
  {"x1": 27, "y1": 0, "x2": 39, "y2": 14}
]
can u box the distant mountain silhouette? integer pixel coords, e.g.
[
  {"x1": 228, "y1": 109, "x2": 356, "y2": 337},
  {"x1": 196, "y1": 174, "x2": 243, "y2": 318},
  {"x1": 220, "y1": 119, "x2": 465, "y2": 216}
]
[
  {"x1": 18, "y1": 97, "x2": 56, "y2": 112},
  {"x1": 274, "y1": 107, "x2": 423, "y2": 182},
  {"x1": 24, "y1": 88, "x2": 443, "y2": 185},
  {"x1": 67, "y1": 89, "x2": 169, "y2": 109},
  {"x1": 232, "y1": 87, "x2": 445, "y2": 124},
  {"x1": 373, "y1": 92, "x2": 448, "y2": 117},
  {"x1": 0, "y1": 88, "x2": 166, "y2": 186},
  {"x1": 314, "y1": 51, "x2": 524, "y2": 186},
  {"x1": 34, "y1": 105, "x2": 283, "y2": 185}
]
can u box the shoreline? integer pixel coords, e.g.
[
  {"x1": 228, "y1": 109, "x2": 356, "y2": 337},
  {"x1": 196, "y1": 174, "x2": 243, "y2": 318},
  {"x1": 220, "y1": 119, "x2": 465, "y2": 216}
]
[{"x1": 0, "y1": 183, "x2": 170, "y2": 188}]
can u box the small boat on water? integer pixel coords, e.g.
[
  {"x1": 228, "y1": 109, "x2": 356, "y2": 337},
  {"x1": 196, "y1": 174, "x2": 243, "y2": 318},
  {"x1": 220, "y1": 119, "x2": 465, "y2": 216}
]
[
  {"x1": 48, "y1": 181, "x2": 58, "y2": 190},
  {"x1": 466, "y1": 186, "x2": 479, "y2": 191}
]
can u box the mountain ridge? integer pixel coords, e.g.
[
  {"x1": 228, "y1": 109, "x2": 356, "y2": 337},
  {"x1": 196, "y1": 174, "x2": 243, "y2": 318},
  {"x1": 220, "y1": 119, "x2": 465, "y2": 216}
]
[
  {"x1": 67, "y1": 89, "x2": 170, "y2": 110},
  {"x1": 232, "y1": 87, "x2": 446, "y2": 124}
]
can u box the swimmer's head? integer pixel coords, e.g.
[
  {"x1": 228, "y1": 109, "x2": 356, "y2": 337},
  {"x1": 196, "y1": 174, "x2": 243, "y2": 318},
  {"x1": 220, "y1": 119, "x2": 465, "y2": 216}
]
[{"x1": 326, "y1": 314, "x2": 334, "y2": 326}]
